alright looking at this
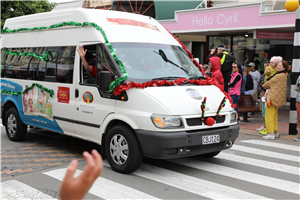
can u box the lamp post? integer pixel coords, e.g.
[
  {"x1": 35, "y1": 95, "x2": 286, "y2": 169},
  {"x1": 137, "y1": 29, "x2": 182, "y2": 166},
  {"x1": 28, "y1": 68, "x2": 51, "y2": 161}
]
[{"x1": 286, "y1": 1, "x2": 300, "y2": 135}]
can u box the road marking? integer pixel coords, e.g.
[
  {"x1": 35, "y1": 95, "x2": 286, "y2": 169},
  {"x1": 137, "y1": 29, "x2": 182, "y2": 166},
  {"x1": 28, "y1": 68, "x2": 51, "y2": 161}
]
[
  {"x1": 171, "y1": 158, "x2": 300, "y2": 195},
  {"x1": 44, "y1": 168, "x2": 160, "y2": 200},
  {"x1": 216, "y1": 152, "x2": 300, "y2": 175},
  {"x1": 0, "y1": 180, "x2": 57, "y2": 200},
  {"x1": 231, "y1": 144, "x2": 300, "y2": 162},
  {"x1": 102, "y1": 161, "x2": 271, "y2": 200},
  {"x1": 240, "y1": 140, "x2": 300, "y2": 152}
]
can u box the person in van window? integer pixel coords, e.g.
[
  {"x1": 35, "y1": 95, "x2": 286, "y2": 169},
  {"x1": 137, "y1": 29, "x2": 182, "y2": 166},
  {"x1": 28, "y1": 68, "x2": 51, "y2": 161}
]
[
  {"x1": 77, "y1": 46, "x2": 114, "y2": 82},
  {"x1": 77, "y1": 46, "x2": 97, "y2": 76}
]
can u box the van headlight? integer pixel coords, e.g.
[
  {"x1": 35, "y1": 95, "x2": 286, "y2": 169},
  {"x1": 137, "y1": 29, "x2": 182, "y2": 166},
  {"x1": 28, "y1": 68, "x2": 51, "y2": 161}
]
[
  {"x1": 151, "y1": 114, "x2": 184, "y2": 129},
  {"x1": 230, "y1": 110, "x2": 237, "y2": 123}
]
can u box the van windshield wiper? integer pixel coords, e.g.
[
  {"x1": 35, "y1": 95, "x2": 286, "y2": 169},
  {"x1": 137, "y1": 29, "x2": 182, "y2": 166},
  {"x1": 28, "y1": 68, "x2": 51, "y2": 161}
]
[
  {"x1": 153, "y1": 49, "x2": 189, "y2": 74},
  {"x1": 189, "y1": 76, "x2": 206, "y2": 80},
  {"x1": 151, "y1": 76, "x2": 186, "y2": 81}
]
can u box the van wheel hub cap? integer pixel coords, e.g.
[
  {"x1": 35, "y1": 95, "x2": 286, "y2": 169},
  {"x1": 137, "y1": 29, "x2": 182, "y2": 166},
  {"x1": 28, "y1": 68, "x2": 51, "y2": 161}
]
[
  {"x1": 7, "y1": 114, "x2": 17, "y2": 137},
  {"x1": 110, "y1": 134, "x2": 128, "y2": 165}
]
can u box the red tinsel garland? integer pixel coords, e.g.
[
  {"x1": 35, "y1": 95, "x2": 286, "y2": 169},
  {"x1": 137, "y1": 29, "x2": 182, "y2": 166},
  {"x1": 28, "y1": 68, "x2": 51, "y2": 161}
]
[{"x1": 112, "y1": 28, "x2": 235, "y2": 109}]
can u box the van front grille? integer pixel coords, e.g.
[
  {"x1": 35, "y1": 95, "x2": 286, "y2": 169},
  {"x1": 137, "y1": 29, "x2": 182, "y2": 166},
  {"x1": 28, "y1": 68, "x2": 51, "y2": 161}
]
[{"x1": 186, "y1": 115, "x2": 225, "y2": 126}]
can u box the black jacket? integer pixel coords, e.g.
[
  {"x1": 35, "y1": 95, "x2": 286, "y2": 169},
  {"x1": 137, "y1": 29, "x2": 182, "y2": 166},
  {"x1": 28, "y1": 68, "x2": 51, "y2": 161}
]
[{"x1": 245, "y1": 74, "x2": 254, "y2": 91}]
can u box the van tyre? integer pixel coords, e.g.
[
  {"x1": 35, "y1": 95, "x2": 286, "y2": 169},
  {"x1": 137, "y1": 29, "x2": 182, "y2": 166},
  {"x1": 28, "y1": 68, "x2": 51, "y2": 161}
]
[
  {"x1": 5, "y1": 107, "x2": 27, "y2": 141},
  {"x1": 105, "y1": 125, "x2": 143, "y2": 174},
  {"x1": 199, "y1": 151, "x2": 221, "y2": 158}
]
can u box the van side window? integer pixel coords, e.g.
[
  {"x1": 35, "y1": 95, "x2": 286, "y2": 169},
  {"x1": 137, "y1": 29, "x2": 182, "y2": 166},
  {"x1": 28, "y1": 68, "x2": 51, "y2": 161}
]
[
  {"x1": 1, "y1": 49, "x2": 7, "y2": 78},
  {"x1": 96, "y1": 44, "x2": 115, "y2": 85},
  {"x1": 56, "y1": 46, "x2": 75, "y2": 83},
  {"x1": 81, "y1": 45, "x2": 97, "y2": 85},
  {"x1": 45, "y1": 47, "x2": 59, "y2": 82},
  {"x1": 3, "y1": 48, "x2": 17, "y2": 78},
  {"x1": 35, "y1": 47, "x2": 46, "y2": 81},
  {"x1": 27, "y1": 47, "x2": 45, "y2": 80}
]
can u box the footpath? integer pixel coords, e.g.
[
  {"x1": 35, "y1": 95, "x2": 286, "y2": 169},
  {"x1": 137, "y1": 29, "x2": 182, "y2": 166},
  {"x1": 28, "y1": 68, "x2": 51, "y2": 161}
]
[{"x1": 238, "y1": 103, "x2": 296, "y2": 140}]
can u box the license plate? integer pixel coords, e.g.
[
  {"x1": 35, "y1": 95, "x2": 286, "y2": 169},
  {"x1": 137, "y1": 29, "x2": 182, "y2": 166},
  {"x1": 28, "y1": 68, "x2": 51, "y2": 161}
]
[{"x1": 202, "y1": 135, "x2": 220, "y2": 145}]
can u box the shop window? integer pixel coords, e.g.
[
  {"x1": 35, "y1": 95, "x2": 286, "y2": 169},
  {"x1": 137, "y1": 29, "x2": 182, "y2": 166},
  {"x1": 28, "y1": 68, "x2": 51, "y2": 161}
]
[{"x1": 209, "y1": 36, "x2": 231, "y2": 53}]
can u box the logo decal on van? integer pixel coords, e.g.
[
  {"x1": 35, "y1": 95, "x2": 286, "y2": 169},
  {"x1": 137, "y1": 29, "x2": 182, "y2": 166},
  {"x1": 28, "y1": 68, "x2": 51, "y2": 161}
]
[
  {"x1": 83, "y1": 92, "x2": 94, "y2": 104},
  {"x1": 107, "y1": 18, "x2": 160, "y2": 32},
  {"x1": 186, "y1": 88, "x2": 202, "y2": 100}
]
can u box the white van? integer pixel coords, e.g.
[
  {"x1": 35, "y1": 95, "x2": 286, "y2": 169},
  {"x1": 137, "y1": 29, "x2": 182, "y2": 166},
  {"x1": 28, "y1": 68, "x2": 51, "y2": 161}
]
[{"x1": 1, "y1": 9, "x2": 239, "y2": 173}]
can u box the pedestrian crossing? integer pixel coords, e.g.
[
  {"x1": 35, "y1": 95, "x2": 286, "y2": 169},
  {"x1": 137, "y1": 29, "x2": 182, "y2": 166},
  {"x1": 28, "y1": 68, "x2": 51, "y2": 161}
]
[{"x1": 1, "y1": 139, "x2": 299, "y2": 200}]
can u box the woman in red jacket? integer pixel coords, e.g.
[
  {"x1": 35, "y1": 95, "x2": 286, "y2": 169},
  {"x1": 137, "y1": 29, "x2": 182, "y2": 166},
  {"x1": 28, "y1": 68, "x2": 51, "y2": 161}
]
[{"x1": 209, "y1": 57, "x2": 224, "y2": 91}]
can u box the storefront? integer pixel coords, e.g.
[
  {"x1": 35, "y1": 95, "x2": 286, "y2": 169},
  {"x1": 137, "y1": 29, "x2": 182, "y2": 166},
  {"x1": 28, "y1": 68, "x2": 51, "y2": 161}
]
[{"x1": 159, "y1": 2, "x2": 296, "y2": 67}]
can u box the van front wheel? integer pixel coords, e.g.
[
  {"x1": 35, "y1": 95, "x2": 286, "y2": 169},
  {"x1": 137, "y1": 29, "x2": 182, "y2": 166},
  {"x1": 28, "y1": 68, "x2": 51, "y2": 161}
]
[
  {"x1": 105, "y1": 125, "x2": 143, "y2": 174},
  {"x1": 5, "y1": 107, "x2": 27, "y2": 141}
]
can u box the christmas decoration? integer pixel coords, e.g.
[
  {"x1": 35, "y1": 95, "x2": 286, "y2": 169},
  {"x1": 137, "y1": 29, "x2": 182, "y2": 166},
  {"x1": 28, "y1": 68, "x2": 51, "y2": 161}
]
[
  {"x1": 3, "y1": 47, "x2": 53, "y2": 62},
  {"x1": 216, "y1": 97, "x2": 226, "y2": 120},
  {"x1": 206, "y1": 117, "x2": 215, "y2": 126},
  {"x1": 200, "y1": 97, "x2": 207, "y2": 124},
  {"x1": 1, "y1": 83, "x2": 54, "y2": 97}
]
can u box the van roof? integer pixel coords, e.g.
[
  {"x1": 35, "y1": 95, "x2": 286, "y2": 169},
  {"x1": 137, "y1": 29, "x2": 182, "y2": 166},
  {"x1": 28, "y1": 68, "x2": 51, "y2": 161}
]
[{"x1": 2, "y1": 9, "x2": 179, "y2": 47}]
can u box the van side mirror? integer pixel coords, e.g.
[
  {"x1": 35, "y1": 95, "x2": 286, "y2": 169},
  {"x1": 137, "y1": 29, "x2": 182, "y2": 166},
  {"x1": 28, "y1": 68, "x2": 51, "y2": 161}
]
[{"x1": 100, "y1": 71, "x2": 111, "y2": 93}]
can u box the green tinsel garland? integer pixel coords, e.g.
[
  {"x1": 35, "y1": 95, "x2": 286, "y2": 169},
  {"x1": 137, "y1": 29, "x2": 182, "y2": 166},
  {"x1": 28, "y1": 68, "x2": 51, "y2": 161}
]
[
  {"x1": 3, "y1": 47, "x2": 53, "y2": 62},
  {"x1": 1, "y1": 83, "x2": 54, "y2": 97},
  {"x1": 1, "y1": 21, "x2": 128, "y2": 92}
]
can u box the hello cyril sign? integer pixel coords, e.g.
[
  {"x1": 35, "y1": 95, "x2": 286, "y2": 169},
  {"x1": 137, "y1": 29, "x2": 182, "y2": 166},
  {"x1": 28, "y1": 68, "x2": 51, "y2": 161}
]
[{"x1": 161, "y1": 6, "x2": 296, "y2": 32}]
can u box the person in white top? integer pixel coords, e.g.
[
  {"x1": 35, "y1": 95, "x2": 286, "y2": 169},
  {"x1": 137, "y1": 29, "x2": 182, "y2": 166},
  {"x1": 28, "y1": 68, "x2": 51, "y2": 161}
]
[{"x1": 248, "y1": 62, "x2": 261, "y2": 101}]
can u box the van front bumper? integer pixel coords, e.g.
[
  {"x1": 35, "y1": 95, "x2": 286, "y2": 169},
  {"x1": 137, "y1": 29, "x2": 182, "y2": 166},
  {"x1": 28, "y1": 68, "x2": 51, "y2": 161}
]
[{"x1": 135, "y1": 125, "x2": 239, "y2": 159}]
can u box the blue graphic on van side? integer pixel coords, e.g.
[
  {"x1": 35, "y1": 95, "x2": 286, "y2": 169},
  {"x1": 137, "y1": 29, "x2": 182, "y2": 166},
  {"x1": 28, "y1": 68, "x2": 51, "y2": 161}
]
[{"x1": 1, "y1": 79, "x2": 63, "y2": 133}]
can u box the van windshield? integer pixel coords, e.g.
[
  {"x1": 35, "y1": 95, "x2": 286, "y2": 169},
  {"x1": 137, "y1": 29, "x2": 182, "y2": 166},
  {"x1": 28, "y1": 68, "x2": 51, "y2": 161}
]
[{"x1": 112, "y1": 43, "x2": 204, "y2": 83}]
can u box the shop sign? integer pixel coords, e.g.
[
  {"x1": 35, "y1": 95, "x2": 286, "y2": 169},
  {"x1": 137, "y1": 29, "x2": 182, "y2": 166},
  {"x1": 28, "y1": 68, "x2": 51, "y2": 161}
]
[
  {"x1": 161, "y1": 6, "x2": 296, "y2": 32},
  {"x1": 257, "y1": 31, "x2": 294, "y2": 40}
]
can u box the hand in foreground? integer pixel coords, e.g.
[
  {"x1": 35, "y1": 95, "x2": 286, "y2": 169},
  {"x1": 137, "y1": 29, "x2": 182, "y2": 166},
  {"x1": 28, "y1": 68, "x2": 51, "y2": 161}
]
[
  {"x1": 77, "y1": 45, "x2": 87, "y2": 58},
  {"x1": 210, "y1": 48, "x2": 216, "y2": 54},
  {"x1": 59, "y1": 149, "x2": 103, "y2": 200}
]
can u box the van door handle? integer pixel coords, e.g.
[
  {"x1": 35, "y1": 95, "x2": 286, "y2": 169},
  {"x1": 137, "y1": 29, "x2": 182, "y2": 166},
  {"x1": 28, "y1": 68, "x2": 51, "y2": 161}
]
[{"x1": 75, "y1": 89, "x2": 79, "y2": 98}]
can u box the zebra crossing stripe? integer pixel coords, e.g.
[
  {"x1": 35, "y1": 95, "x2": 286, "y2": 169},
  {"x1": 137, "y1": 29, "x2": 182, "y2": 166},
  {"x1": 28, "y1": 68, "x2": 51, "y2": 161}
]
[
  {"x1": 215, "y1": 152, "x2": 299, "y2": 175},
  {"x1": 0, "y1": 180, "x2": 57, "y2": 200},
  {"x1": 170, "y1": 158, "x2": 300, "y2": 195},
  {"x1": 128, "y1": 162, "x2": 272, "y2": 200},
  {"x1": 240, "y1": 140, "x2": 300, "y2": 152},
  {"x1": 43, "y1": 168, "x2": 160, "y2": 200},
  {"x1": 231, "y1": 145, "x2": 299, "y2": 162}
]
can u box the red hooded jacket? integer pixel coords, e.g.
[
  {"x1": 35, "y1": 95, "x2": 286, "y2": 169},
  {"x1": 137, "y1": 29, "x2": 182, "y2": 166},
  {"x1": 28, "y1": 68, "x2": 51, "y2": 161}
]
[{"x1": 209, "y1": 57, "x2": 224, "y2": 91}]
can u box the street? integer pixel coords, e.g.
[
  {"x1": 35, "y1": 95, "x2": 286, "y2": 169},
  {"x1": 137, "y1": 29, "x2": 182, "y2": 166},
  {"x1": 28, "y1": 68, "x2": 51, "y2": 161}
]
[{"x1": 1, "y1": 122, "x2": 299, "y2": 200}]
